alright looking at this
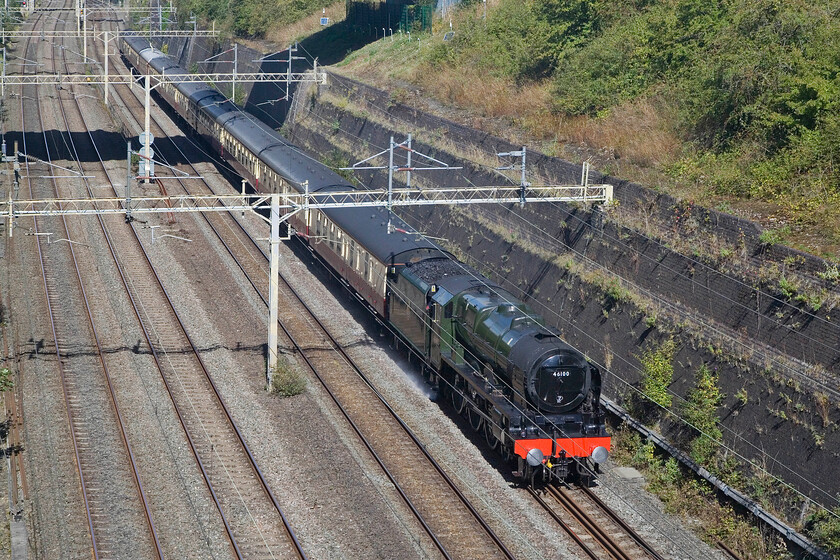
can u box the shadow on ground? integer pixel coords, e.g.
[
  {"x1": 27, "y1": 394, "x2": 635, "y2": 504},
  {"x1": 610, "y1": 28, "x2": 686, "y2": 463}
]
[{"x1": 297, "y1": 21, "x2": 377, "y2": 65}]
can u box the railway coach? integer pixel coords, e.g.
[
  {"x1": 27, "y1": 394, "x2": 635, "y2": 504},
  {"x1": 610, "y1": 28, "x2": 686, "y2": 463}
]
[{"x1": 119, "y1": 36, "x2": 611, "y2": 483}]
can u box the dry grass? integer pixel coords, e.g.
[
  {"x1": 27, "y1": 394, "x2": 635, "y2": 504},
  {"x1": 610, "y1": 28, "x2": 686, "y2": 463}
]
[
  {"x1": 815, "y1": 392, "x2": 830, "y2": 428},
  {"x1": 560, "y1": 97, "x2": 682, "y2": 168},
  {"x1": 263, "y1": 0, "x2": 347, "y2": 47},
  {"x1": 414, "y1": 66, "x2": 550, "y2": 119},
  {"x1": 409, "y1": 63, "x2": 682, "y2": 178}
]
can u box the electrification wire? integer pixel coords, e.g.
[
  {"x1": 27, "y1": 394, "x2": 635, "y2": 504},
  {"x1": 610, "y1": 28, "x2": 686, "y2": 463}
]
[
  {"x1": 291, "y1": 233, "x2": 718, "y2": 560},
  {"x1": 319, "y1": 72, "x2": 838, "y2": 345},
  {"x1": 316, "y1": 70, "x2": 838, "y2": 329},
  {"x1": 296, "y1": 86, "x2": 840, "y2": 512},
  {"x1": 207, "y1": 36, "x2": 840, "y2": 552},
  {"x1": 245, "y1": 90, "x2": 840, "y2": 512},
  {"x1": 127, "y1": 31, "x2": 840, "y2": 533},
  {"x1": 296, "y1": 90, "x2": 840, "y2": 413}
]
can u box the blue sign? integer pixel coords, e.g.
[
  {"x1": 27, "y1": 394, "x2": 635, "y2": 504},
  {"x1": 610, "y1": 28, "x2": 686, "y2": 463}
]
[{"x1": 320, "y1": 17, "x2": 329, "y2": 25}]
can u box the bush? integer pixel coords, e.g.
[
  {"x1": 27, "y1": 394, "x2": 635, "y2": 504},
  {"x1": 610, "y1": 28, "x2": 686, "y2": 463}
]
[
  {"x1": 601, "y1": 278, "x2": 629, "y2": 311},
  {"x1": 0, "y1": 367, "x2": 13, "y2": 391},
  {"x1": 680, "y1": 364, "x2": 722, "y2": 465},
  {"x1": 270, "y1": 357, "x2": 306, "y2": 397},
  {"x1": 639, "y1": 337, "x2": 677, "y2": 409},
  {"x1": 759, "y1": 226, "x2": 790, "y2": 247},
  {"x1": 806, "y1": 507, "x2": 840, "y2": 556}
]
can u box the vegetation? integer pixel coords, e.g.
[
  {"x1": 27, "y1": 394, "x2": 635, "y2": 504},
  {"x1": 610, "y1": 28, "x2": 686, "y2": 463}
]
[
  {"x1": 175, "y1": 0, "x2": 329, "y2": 38},
  {"x1": 680, "y1": 364, "x2": 722, "y2": 465},
  {"x1": 178, "y1": 0, "x2": 840, "y2": 258},
  {"x1": 330, "y1": 0, "x2": 840, "y2": 257},
  {"x1": 0, "y1": 368, "x2": 12, "y2": 392},
  {"x1": 269, "y1": 356, "x2": 306, "y2": 397},
  {"x1": 612, "y1": 426, "x2": 790, "y2": 560},
  {"x1": 173, "y1": 0, "x2": 840, "y2": 550},
  {"x1": 320, "y1": 149, "x2": 358, "y2": 185},
  {"x1": 807, "y1": 507, "x2": 840, "y2": 556},
  {"x1": 637, "y1": 337, "x2": 677, "y2": 412}
]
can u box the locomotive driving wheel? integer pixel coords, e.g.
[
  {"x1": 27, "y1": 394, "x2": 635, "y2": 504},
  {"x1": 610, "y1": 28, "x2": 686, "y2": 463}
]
[
  {"x1": 483, "y1": 421, "x2": 498, "y2": 450},
  {"x1": 468, "y1": 405, "x2": 483, "y2": 432},
  {"x1": 450, "y1": 383, "x2": 467, "y2": 415}
]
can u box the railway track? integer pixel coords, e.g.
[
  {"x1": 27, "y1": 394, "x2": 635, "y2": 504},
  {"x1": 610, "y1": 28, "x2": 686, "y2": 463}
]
[
  {"x1": 53, "y1": 18, "x2": 307, "y2": 560},
  {"x1": 0, "y1": 283, "x2": 28, "y2": 522},
  {"x1": 99, "y1": 28, "x2": 680, "y2": 559},
  {"x1": 0, "y1": 4, "x2": 767, "y2": 560},
  {"x1": 530, "y1": 482, "x2": 666, "y2": 560},
  {"x1": 5, "y1": 3, "x2": 307, "y2": 556},
  {"x1": 15, "y1": 7, "x2": 163, "y2": 557},
  {"x1": 96, "y1": 33, "x2": 519, "y2": 557}
]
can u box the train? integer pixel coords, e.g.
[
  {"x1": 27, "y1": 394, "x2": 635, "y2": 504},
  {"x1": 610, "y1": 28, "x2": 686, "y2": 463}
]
[{"x1": 120, "y1": 36, "x2": 611, "y2": 483}]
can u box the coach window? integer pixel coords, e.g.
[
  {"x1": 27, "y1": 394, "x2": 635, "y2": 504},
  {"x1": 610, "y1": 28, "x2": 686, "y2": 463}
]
[
  {"x1": 349, "y1": 240, "x2": 356, "y2": 267},
  {"x1": 339, "y1": 232, "x2": 347, "y2": 258},
  {"x1": 363, "y1": 253, "x2": 370, "y2": 282}
]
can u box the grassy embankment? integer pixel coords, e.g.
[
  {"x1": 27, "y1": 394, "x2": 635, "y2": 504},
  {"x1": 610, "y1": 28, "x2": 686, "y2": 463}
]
[{"x1": 330, "y1": 0, "x2": 840, "y2": 261}]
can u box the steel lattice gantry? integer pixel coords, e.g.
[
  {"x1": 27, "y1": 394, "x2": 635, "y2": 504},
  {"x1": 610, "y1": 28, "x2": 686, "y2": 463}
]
[
  {"x1": 0, "y1": 30, "x2": 221, "y2": 39},
  {"x1": 1, "y1": 183, "x2": 613, "y2": 382},
  {"x1": 0, "y1": 71, "x2": 326, "y2": 87},
  {"x1": 1, "y1": 185, "x2": 613, "y2": 224}
]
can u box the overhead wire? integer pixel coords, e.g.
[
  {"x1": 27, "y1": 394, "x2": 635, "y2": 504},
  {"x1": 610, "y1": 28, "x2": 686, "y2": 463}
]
[
  {"x1": 295, "y1": 88, "x2": 840, "y2": 512},
  {"x1": 287, "y1": 233, "x2": 708, "y2": 559},
  {"x1": 130, "y1": 30, "x2": 840, "y2": 533},
  {"x1": 223, "y1": 77, "x2": 840, "y2": 511}
]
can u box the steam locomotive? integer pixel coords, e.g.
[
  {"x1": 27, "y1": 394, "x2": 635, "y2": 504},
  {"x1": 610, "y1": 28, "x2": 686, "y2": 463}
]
[{"x1": 120, "y1": 36, "x2": 610, "y2": 482}]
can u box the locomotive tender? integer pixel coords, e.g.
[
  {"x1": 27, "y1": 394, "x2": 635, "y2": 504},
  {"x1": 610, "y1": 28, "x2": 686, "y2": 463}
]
[{"x1": 120, "y1": 36, "x2": 610, "y2": 482}]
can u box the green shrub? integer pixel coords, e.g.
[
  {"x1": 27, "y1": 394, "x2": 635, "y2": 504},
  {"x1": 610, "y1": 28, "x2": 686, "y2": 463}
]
[
  {"x1": 270, "y1": 357, "x2": 306, "y2": 397},
  {"x1": 639, "y1": 337, "x2": 677, "y2": 409},
  {"x1": 806, "y1": 507, "x2": 840, "y2": 555},
  {"x1": 680, "y1": 364, "x2": 723, "y2": 465},
  {"x1": 0, "y1": 367, "x2": 12, "y2": 391},
  {"x1": 777, "y1": 277, "x2": 797, "y2": 299},
  {"x1": 601, "y1": 278, "x2": 628, "y2": 310},
  {"x1": 817, "y1": 264, "x2": 840, "y2": 283},
  {"x1": 321, "y1": 149, "x2": 357, "y2": 184},
  {"x1": 759, "y1": 227, "x2": 790, "y2": 247}
]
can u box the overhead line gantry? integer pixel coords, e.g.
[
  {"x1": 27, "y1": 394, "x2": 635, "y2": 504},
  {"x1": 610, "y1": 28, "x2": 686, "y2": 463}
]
[{"x1": 2, "y1": 159, "x2": 613, "y2": 380}]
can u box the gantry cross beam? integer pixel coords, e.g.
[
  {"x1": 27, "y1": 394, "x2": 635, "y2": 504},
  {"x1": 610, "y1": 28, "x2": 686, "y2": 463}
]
[
  {"x1": 0, "y1": 71, "x2": 326, "y2": 86},
  {"x1": 1, "y1": 30, "x2": 219, "y2": 38},
  {"x1": 1, "y1": 184, "x2": 613, "y2": 223}
]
